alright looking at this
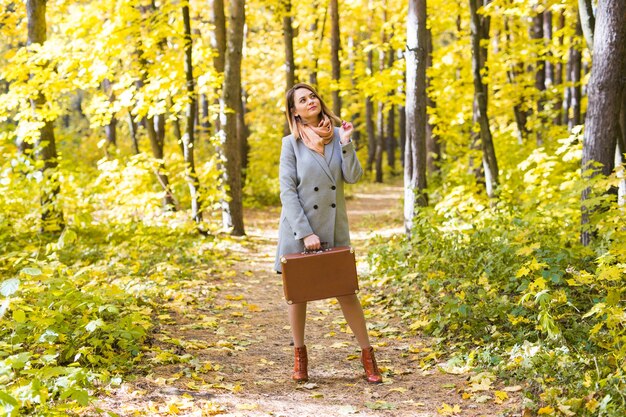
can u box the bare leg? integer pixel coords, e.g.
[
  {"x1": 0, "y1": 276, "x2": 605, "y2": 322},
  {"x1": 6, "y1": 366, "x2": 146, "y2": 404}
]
[
  {"x1": 288, "y1": 302, "x2": 307, "y2": 347},
  {"x1": 337, "y1": 294, "x2": 371, "y2": 349}
]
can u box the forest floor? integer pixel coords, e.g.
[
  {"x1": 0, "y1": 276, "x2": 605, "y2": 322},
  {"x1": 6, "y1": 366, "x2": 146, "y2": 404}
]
[{"x1": 93, "y1": 181, "x2": 524, "y2": 417}]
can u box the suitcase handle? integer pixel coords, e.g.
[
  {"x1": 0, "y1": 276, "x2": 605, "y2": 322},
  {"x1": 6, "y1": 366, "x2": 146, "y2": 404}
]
[{"x1": 302, "y1": 241, "x2": 329, "y2": 254}]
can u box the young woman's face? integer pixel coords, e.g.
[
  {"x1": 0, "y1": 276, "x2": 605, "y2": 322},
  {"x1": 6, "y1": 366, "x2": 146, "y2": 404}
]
[{"x1": 293, "y1": 88, "x2": 321, "y2": 122}]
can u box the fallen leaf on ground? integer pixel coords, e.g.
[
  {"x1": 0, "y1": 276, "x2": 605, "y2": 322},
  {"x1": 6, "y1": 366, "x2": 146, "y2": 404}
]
[
  {"x1": 236, "y1": 403, "x2": 258, "y2": 410},
  {"x1": 494, "y1": 390, "x2": 509, "y2": 403},
  {"x1": 365, "y1": 401, "x2": 395, "y2": 410},
  {"x1": 437, "y1": 402, "x2": 461, "y2": 416},
  {"x1": 338, "y1": 405, "x2": 358, "y2": 414}
]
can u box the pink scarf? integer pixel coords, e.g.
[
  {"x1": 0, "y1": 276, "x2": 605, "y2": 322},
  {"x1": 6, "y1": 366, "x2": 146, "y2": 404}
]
[{"x1": 296, "y1": 114, "x2": 334, "y2": 155}]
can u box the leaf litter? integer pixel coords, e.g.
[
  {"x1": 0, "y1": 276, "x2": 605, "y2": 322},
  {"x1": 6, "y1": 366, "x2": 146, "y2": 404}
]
[{"x1": 92, "y1": 182, "x2": 522, "y2": 416}]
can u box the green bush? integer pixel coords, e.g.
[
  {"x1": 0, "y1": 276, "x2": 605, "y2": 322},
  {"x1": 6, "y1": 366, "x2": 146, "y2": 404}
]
[{"x1": 365, "y1": 136, "x2": 626, "y2": 416}]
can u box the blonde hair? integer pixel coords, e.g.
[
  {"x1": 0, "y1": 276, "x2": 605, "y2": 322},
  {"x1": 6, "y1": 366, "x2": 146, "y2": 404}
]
[{"x1": 285, "y1": 83, "x2": 341, "y2": 138}]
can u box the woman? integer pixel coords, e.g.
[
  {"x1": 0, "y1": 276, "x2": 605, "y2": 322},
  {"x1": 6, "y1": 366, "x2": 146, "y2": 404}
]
[{"x1": 274, "y1": 82, "x2": 383, "y2": 384}]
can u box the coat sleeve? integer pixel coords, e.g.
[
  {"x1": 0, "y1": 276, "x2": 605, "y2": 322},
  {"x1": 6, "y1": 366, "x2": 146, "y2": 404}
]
[
  {"x1": 340, "y1": 141, "x2": 363, "y2": 184},
  {"x1": 279, "y1": 137, "x2": 314, "y2": 240}
]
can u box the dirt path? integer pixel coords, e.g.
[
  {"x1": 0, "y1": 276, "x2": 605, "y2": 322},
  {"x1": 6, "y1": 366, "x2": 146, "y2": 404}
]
[{"x1": 95, "y1": 182, "x2": 522, "y2": 417}]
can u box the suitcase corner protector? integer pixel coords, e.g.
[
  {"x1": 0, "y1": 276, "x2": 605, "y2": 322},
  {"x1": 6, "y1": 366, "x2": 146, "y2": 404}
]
[
  {"x1": 355, "y1": 289, "x2": 359, "y2": 294},
  {"x1": 350, "y1": 247, "x2": 354, "y2": 254},
  {"x1": 281, "y1": 256, "x2": 287, "y2": 264},
  {"x1": 287, "y1": 300, "x2": 293, "y2": 305}
]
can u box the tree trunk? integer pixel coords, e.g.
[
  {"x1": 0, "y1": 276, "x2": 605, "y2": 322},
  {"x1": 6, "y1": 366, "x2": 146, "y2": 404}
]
[
  {"x1": 532, "y1": 11, "x2": 546, "y2": 146},
  {"x1": 618, "y1": 90, "x2": 626, "y2": 207},
  {"x1": 330, "y1": 0, "x2": 341, "y2": 117},
  {"x1": 568, "y1": 18, "x2": 583, "y2": 129},
  {"x1": 365, "y1": 47, "x2": 375, "y2": 173},
  {"x1": 554, "y1": 12, "x2": 565, "y2": 124},
  {"x1": 310, "y1": 2, "x2": 327, "y2": 87},
  {"x1": 425, "y1": 28, "x2": 440, "y2": 174},
  {"x1": 238, "y1": 88, "x2": 250, "y2": 182},
  {"x1": 209, "y1": 0, "x2": 226, "y2": 132},
  {"x1": 182, "y1": 4, "x2": 202, "y2": 224},
  {"x1": 386, "y1": 44, "x2": 396, "y2": 175},
  {"x1": 199, "y1": 93, "x2": 211, "y2": 138},
  {"x1": 220, "y1": 0, "x2": 246, "y2": 236},
  {"x1": 136, "y1": 4, "x2": 176, "y2": 210},
  {"x1": 375, "y1": 96, "x2": 384, "y2": 183},
  {"x1": 128, "y1": 110, "x2": 140, "y2": 154},
  {"x1": 27, "y1": 0, "x2": 64, "y2": 232},
  {"x1": 399, "y1": 55, "x2": 406, "y2": 168},
  {"x1": 581, "y1": 0, "x2": 626, "y2": 245},
  {"x1": 469, "y1": 0, "x2": 498, "y2": 197},
  {"x1": 144, "y1": 110, "x2": 176, "y2": 209},
  {"x1": 504, "y1": 18, "x2": 528, "y2": 142},
  {"x1": 543, "y1": 11, "x2": 554, "y2": 87},
  {"x1": 375, "y1": 15, "x2": 387, "y2": 184},
  {"x1": 102, "y1": 78, "x2": 117, "y2": 154},
  {"x1": 578, "y1": 0, "x2": 595, "y2": 50},
  {"x1": 404, "y1": 0, "x2": 428, "y2": 236},
  {"x1": 282, "y1": 0, "x2": 295, "y2": 135},
  {"x1": 347, "y1": 35, "x2": 361, "y2": 145},
  {"x1": 170, "y1": 97, "x2": 185, "y2": 155},
  {"x1": 399, "y1": 96, "x2": 406, "y2": 168}
]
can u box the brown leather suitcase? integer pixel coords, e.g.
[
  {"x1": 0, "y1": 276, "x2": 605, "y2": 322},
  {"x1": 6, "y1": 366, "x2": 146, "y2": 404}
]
[{"x1": 280, "y1": 246, "x2": 359, "y2": 304}]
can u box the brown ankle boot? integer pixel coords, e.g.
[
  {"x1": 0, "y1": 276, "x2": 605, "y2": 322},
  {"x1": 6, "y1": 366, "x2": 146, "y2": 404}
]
[
  {"x1": 361, "y1": 347, "x2": 383, "y2": 383},
  {"x1": 292, "y1": 346, "x2": 308, "y2": 382}
]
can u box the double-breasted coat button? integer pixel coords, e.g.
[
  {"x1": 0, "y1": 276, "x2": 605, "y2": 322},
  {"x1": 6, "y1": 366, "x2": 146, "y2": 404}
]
[
  {"x1": 331, "y1": 203, "x2": 336, "y2": 208},
  {"x1": 294, "y1": 232, "x2": 296, "y2": 236},
  {"x1": 314, "y1": 187, "x2": 319, "y2": 191},
  {"x1": 331, "y1": 185, "x2": 336, "y2": 190},
  {"x1": 314, "y1": 205, "x2": 318, "y2": 209},
  {"x1": 342, "y1": 150, "x2": 347, "y2": 154}
]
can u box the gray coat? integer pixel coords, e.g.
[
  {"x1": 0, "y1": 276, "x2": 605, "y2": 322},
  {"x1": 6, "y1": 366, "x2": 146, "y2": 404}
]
[{"x1": 274, "y1": 128, "x2": 363, "y2": 272}]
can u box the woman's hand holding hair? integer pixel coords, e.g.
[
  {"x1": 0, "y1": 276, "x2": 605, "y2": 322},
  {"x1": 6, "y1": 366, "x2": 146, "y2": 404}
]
[
  {"x1": 339, "y1": 120, "x2": 353, "y2": 145},
  {"x1": 303, "y1": 234, "x2": 321, "y2": 250}
]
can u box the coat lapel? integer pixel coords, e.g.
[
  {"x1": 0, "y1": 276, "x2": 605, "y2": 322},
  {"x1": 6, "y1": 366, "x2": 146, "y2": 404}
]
[
  {"x1": 324, "y1": 139, "x2": 335, "y2": 165},
  {"x1": 309, "y1": 148, "x2": 335, "y2": 183}
]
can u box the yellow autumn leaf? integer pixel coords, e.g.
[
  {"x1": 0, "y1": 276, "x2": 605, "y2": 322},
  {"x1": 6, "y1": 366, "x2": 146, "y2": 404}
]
[
  {"x1": 557, "y1": 404, "x2": 576, "y2": 416},
  {"x1": 167, "y1": 403, "x2": 180, "y2": 414},
  {"x1": 516, "y1": 243, "x2": 539, "y2": 256},
  {"x1": 462, "y1": 392, "x2": 472, "y2": 400},
  {"x1": 226, "y1": 295, "x2": 244, "y2": 300},
  {"x1": 12, "y1": 309, "x2": 26, "y2": 323},
  {"x1": 515, "y1": 266, "x2": 530, "y2": 278},
  {"x1": 585, "y1": 398, "x2": 599, "y2": 412},
  {"x1": 437, "y1": 403, "x2": 461, "y2": 416},
  {"x1": 494, "y1": 390, "x2": 508, "y2": 403},
  {"x1": 598, "y1": 265, "x2": 621, "y2": 281},
  {"x1": 528, "y1": 257, "x2": 547, "y2": 271},
  {"x1": 202, "y1": 402, "x2": 226, "y2": 416},
  {"x1": 409, "y1": 319, "x2": 431, "y2": 330},
  {"x1": 537, "y1": 406, "x2": 555, "y2": 415},
  {"x1": 236, "y1": 403, "x2": 258, "y2": 410}
]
